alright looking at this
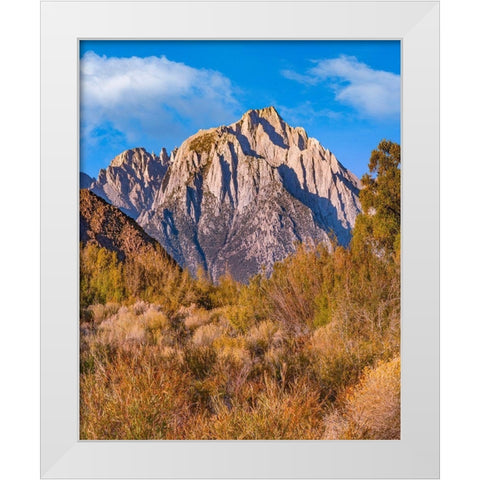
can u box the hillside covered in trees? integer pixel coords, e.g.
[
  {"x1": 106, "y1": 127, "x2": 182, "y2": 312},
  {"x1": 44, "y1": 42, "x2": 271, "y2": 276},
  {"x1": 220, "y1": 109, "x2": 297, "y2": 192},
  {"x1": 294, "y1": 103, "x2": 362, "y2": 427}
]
[{"x1": 80, "y1": 141, "x2": 401, "y2": 440}]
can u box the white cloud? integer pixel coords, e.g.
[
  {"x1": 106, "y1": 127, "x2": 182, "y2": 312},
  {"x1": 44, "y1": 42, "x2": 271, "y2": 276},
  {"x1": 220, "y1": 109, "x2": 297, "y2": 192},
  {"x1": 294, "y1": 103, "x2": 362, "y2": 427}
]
[
  {"x1": 80, "y1": 52, "x2": 240, "y2": 148},
  {"x1": 278, "y1": 101, "x2": 343, "y2": 127},
  {"x1": 282, "y1": 55, "x2": 400, "y2": 118},
  {"x1": 281, "y1": 69, "x2": 318, "y2": 86}
]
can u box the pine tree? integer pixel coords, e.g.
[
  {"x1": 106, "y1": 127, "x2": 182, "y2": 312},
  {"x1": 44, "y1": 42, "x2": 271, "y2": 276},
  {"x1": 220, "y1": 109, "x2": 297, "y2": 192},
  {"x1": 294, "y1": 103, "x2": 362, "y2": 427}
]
[{"x1": 351, "y1": 140, "x2": 401, "y2": 261}]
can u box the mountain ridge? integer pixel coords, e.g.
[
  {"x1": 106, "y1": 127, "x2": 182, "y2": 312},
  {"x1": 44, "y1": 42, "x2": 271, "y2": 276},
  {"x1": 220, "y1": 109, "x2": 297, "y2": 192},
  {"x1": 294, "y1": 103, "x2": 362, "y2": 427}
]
[
  {"x1": 89, "y1": 147, "x2": 170, "y2": 219},
  {"x1": 82, "y1": 106, "x2": 362, "y2": 282},
  {"x1": 80, "y1": 188, "x2": 176, "y2": 267}
]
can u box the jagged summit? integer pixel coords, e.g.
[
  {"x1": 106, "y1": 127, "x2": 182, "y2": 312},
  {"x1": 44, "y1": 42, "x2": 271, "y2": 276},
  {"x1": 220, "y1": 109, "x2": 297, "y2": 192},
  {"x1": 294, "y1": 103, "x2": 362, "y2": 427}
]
[
  {"x1": 89, "y1": 147, "x2": 170, "y2": 219},
  {"x1": 109, "y1": 147, "x2": 168, "y2": 169},
  {"x1": 241, "y1": 105, "x2": 284, "y2": 123}
]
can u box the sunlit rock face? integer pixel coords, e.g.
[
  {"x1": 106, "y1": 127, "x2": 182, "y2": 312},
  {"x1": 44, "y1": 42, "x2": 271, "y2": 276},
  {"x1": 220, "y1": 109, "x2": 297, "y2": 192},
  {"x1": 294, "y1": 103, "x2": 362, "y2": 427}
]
[{"x1": 90, "y1": 147, "x2": 170, "y2": 219}]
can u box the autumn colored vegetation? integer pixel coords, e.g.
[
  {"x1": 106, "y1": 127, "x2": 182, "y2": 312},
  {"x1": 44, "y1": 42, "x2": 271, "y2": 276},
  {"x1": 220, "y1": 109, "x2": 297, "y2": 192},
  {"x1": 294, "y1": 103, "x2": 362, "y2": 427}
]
[{"x1": 80, "y1": 141, "x2": 401, "y2": 439}]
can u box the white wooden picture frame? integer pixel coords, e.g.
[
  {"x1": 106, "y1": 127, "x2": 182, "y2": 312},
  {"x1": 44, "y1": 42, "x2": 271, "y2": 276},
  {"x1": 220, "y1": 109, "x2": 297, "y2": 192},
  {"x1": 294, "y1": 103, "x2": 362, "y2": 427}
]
[{"x1": 41, "y1": 1, "x2": 439, "y2": 478}]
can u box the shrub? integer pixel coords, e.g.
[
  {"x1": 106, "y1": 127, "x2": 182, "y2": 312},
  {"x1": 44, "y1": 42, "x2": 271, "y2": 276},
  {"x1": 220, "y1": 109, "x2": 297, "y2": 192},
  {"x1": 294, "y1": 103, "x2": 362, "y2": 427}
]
[
  {"x1": 323, "y1": 357, "x2": 400, "y2": 439},
  {"x1": 215, "y1": 338, "x2": 251, "y2": 372},
  {"x1": 80, "y1": 348, "x2": 192, "y2": 439},
  {"x1": 308, "y1": 322, "x2": 374, "y2": 402},
  {"x1": 184, "y1": 345, "x2": 217, "y2": 380},
  {"x1": 192, "y1": 323, "x2": 225, "y2": 347},
  {"x1": 142, "y1": 306, "x2": 168, "y2": 330},
  {"x1": 188, "y1": 131, "x2": 217, "y2": 154},
  {"x1": 223, "y1": 304, "x2": 254, "y2": 333},
  {"x1": 80, "y1": 244, "x2": 124, "y2": 307},
  {"x1": 246, "y1": 320, "x2": 279, "y2": 356},
  {"x1": 92, "y1": 303, "x2": 168, "y2": 349},
  {"x1": 142, "y1": 306, "x2": 168, "y2": 344},
  {"x1": 211, "y1": 272, "x2": 240, "y2": 307},
  {"x1": 87, "y1": 302, "x2": 120, "y2": 324},
  {"x1": 202, "y1": 377, "x2": 324, "y2": 439},
  {"x1": 262, "y1": 244, "x2": 332, "y2": 335},
  {"x1": 184, "y1": 307, "x2": 213, "y2": 330}
]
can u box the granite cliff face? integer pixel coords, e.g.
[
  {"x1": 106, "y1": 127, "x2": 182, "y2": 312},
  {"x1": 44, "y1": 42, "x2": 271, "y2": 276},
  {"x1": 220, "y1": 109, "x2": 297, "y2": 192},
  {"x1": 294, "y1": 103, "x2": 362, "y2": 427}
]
[
  {"x1": 133, "y1": 107, "x2": 361, "y2": 282},
  {"x1": 90, "y1": 147, "x2": 170, "y2": 219}
]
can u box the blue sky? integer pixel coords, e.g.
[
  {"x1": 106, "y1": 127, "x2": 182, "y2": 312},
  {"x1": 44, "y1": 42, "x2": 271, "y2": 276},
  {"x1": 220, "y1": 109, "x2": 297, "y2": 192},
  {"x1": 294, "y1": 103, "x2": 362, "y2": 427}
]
[{"x1": 80, "y1": 41, "x2": 400, "y2": 179}]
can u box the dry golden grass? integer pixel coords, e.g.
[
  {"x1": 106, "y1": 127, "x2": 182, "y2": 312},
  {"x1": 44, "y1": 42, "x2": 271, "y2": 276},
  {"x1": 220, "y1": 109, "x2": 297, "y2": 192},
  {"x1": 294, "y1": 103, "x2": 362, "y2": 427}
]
[
  {"x1": 80, "y1": 347, "x2": 192, "y2": 439},
  {"x1": 192, "y1": 322, "x2": 225, "y2": 347},
  {"x1": 80, "y1": 239, "x2": 400, "y2": 440},
  {"x1": 323, "y1": 357, "x2": 401, "y2": 439},
  {"x1": 184, "y1": 307, "x2": 212, "y2": 330},
  {"x1": 80, "y1": 294, "x2": 400, "y2": 439},
  {"x1": 186, "y1": 378, "x2": 324, "y2": 440}
]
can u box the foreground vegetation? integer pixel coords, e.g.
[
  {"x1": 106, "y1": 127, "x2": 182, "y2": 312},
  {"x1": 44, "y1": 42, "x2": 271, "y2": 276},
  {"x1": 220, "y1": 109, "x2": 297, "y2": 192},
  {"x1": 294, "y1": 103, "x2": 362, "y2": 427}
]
[{"x1": 80, "y1": 141, "x2": 401, "y2": 439}]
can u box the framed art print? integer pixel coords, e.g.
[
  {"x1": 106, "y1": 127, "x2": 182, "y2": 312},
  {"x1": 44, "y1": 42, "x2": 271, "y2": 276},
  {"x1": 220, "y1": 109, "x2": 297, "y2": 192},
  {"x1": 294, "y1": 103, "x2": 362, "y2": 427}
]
[{"x1": 41, "y1": 0, "x2": 439, "y2": 478}]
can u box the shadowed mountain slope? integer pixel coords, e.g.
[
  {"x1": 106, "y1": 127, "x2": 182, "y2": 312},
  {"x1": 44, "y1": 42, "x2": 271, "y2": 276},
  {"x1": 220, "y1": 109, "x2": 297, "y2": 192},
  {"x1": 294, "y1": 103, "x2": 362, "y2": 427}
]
[{"x1": 80, "y1": 189, "x2": 175, "y2": 266}]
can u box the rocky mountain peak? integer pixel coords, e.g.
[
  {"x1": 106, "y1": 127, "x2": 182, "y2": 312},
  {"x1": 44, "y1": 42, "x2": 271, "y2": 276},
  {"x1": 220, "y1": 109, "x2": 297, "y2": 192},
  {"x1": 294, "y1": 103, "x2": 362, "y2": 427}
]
[
  {"x1": 88, "y1": 147, "x2": 170, "y2": 219},
  {"x1": 229, "y1": 105, "x2": 310, "y2": 158},
  {"x1": 110, "y1": 147, "x2": 146, "y2": 167},
  {"x1": 135, "y1": 108, "x2": 362, "y2": 282},
  {"x1": 241, "y1": 106, "x2": 284, "y2": 127},
  {"x1": 159, "y1": 147, "x2": 170, "y2": 164}
]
